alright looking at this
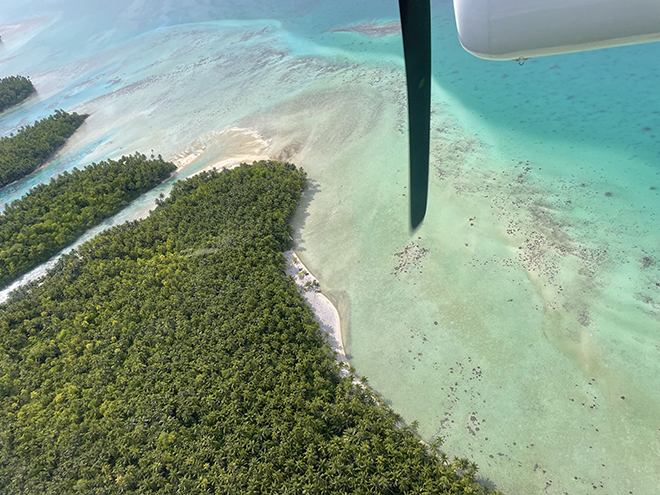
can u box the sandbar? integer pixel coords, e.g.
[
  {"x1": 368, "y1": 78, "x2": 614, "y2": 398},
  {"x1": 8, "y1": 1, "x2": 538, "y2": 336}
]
[
  {"x1": 284, "y1": 250, "x2": 347, "y2": 366},
  {"x1": 325, "y1": 20, "x2": 401, "y2": 38}
]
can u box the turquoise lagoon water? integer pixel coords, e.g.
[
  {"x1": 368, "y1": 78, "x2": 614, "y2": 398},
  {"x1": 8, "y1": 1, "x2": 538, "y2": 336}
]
[{"x1": 1, "y1": 1, "x2": 659, "y2": 493}]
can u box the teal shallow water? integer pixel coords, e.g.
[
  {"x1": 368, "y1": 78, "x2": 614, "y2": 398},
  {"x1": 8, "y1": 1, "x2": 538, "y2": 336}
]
[{"x1": 1, "y1": 1, "x2": 659, "y2": 493}]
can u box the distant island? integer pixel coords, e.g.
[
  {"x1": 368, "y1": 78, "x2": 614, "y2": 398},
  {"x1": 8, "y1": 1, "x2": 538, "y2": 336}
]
[
  {"x1": 0, "y1": 109, "x2": 87, "y2": 189},
  {"x1": 0, "y1": 75, "x2": 35, "y2": 114},
  {"x1": 0, "y1": 153, "x2": 176, "y2": 288},
  {"x1": 0, "y1": 161, "x2": 501, "y2": 495},
  {"x1": 325, "y1": 20, "x2": 402, "y2": 38}
]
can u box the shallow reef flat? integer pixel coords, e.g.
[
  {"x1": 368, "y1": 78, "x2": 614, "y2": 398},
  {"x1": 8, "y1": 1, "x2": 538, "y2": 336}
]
[{"x1": 241, "y1": 68, "x2": 660, "y2": 494}]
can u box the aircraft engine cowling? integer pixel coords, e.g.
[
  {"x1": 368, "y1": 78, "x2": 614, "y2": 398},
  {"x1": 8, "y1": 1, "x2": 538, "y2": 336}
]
[{"x1": 453, "y1": 0, "x2": 660, "y2": 60}]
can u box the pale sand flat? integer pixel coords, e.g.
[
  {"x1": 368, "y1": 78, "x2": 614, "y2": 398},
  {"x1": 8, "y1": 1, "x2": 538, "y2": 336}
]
[
  {"x1": 171, "y1": 127, "x2": 271, "y2": 175},
  {"x1": 324, "y1": 20, "x2": 401, "y2": 38}
]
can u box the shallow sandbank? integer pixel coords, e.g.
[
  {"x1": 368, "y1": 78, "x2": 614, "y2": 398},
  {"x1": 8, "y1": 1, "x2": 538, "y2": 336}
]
[{"x1": 325, "y1": 20, "x2": 402, "y2": 38}]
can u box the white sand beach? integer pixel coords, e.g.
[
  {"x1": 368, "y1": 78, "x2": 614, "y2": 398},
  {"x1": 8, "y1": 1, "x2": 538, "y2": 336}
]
[{"x1": 284, "y1": 250, "x2": 347, "y2": 367}]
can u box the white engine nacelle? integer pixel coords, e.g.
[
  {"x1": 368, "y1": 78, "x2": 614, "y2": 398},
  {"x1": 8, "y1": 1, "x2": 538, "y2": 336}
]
[{"x1": 453, "y1": 0, "x2": 660, "y2": 60}]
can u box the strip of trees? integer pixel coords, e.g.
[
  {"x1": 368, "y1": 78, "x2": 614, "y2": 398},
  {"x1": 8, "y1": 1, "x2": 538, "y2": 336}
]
[
  {"x1": 0, "y1": 161, "x2": 501, "y2": 494},
  {"x1": 0, "y1": 110, "x2": 87, "y2": 189},
  {"x1": 0, "y1": 153, "x2": 176, "y2": 288},
  {"x1": 0, "y1": 75, "x2": 35, "y2": 114}
]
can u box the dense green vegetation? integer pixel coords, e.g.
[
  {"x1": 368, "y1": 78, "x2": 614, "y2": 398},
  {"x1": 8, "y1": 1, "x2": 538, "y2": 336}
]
[
  {"x1": 0, "y1": 161, "x2": 499, "y2": 494},
  {"x1": 0, "y1": 153, "x2": 176, "y2": 288},
  {"x1": 0, "y1": 109, "x2": 87, "y2": 189},
  {"x1": 0, "y1": 76, "x2": 35, "y2": 114}
]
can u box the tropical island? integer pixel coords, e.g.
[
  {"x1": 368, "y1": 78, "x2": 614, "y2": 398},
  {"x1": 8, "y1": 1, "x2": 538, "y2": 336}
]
[
  {"x1": 0, "y1": 161, "x2": 501, "y2": 494},
  {"x1": 0, "y1": 152, "x2": 176, "y2": 288},
  {"x1": 0, "y1": 75, "x2": 35, "y2": 114},
  {"x1": 324, "y1": 20, "x2": 402, "y2": 38},
  {"x1": 0, "y1": 109, "x2": 87, "y2": 189}
]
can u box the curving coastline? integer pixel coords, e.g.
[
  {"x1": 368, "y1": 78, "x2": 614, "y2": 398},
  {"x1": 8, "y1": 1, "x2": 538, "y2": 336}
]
[{"x1": 284, "y1": 249, "x2": 347, "y2": 366}]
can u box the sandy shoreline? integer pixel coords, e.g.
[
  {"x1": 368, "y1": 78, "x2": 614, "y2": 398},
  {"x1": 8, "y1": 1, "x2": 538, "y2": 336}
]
[
  {"x1": 171, "y1": 128, "x2": 348, "y2": 367},
  {"x1": 170, "y1": 127, "x2": 271, "y2": 176},
  {"x1": 284, "y1": 250, "x2": 347, "y2": 366}
]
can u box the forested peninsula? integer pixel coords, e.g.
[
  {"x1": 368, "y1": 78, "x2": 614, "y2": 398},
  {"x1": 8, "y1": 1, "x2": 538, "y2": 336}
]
[
  {"x1": 0, "y1": 110, "x2": 87, "y2": 189},
  {"x1": 0, "y1": 153, "x2": 176, "y2": 288},
  {"x1": 0, "y1": 161, "x2": 500, "y2": 495},
  {"x1": 0, "y1": 76, "x2": 35, "y2": 114}
]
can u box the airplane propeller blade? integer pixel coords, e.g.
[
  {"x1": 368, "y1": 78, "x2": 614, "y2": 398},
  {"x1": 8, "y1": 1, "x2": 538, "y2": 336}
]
[{"x1": 398, "y1": 0, "x2": 431, "y2": 230}]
